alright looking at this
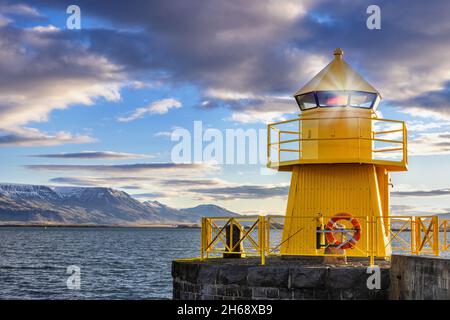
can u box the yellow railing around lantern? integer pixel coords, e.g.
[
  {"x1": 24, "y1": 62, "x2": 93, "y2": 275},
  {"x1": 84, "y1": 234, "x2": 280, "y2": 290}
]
[
  {"x1": 200, "y1": 215, "x2": 449, "y2": 266},
  {"x1": 267, "y1": 116, "x2": 407, "y2": 170}
]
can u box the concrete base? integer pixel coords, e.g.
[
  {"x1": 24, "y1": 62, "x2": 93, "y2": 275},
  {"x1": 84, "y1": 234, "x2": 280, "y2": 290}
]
[{"x1": 172, "y1": 257, "x2": 390, "y2": 300}]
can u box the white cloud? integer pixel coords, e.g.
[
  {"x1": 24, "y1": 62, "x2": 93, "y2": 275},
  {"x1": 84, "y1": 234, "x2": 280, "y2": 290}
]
[
  {"x1": 0, "y1": 14, "x2": 11, "y2": 27},
  {"x1": 117, "y1": 98, "x2": 182, "y2": 122},
  {"x1": 153, "y1": 131, "x2": 172, "y2": 138},
  {"x1": 39, "y1": 163, "x2": 225, "y2": 200},
  {"x1": 30, "y1": 25, "x2": 59, "y2": 33},
  {"x1": 228, "y1": 110, "x2": 287, "y2": 124},
  {"x1": 205, "y1": 88, "x2": 256, "y2": 101},
  {"x1": 47, "y1": 172, "x2": 289, "y2": 202},
  {"x1": 26, "y1": 162, "x2": 219, "y2": 177},
  {"x1": 390, "y1": 204, "x2": 448, "y2": 216},
  {"x1": 407, "y1": 120, "x2": 450, "y2": 132},
  {"x1": 409, "y1": 131, "x2": 450, "y2": 156},
  {"x1": 0, "y1": 23, "x2": 124, "y2": 146},
  {"x1": 398, "y1": 107, "x2": 449, "y2": 121},
  {"x1": 226, "y1": 95, "x2": 297, "y2": 124},
  {"x1": 28, "y1": 151, "x2": 152, "y2": 159},
  {"x1": 2, "y1": 3, "x2": 42, "y2": 18},
  {"x1": 0, "y1": 127, "x2": 96, "y2": 147},
  {"x1": 129, "y1": 81, "x2": 152, "y2": 89}
]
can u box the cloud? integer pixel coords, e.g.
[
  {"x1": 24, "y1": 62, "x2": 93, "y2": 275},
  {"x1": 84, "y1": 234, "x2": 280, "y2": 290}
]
[
  {"x1": 47, "y1": 175, "x2": 226, "y2": 201},
  {"x1": 18, "y1": 0, "x2": 450, "y2": 123},
  {"x1": 391, "y1": 188, "x2": 450, "y2": 197},
  {"x1": 117, "y1": 98, "x2": 181, "y2": 122},
  {"x1": 21, "y1": 1, "x2": 317, "y2": 118},
  {"x1": 49, "y1": 176, "x2": 153, "y2": 187},
  {"x1": 13, "y1": 0, "x2": 450, "y2": 124},
  {"x1": 49, "y1": 177, "x2": 104, "y2": 186},
  {"x1": 409, "y1": 132, "x2": 450, "y2": 155},
  {"x1": 26, "y1": 162, "x2": 216, "y2": 176},
  {"x1": 1, "y1": 3, "x2": 42, "y2": 18},
  {"x1": 6, "y1": 1, "x2": 450, "y2": 212},
  {"x1": 0, "y1": 14, "x2": 124, "y2": 146},
  {"x1": 390, "y1": 204, "x2": 450, "y2": 216},
  {"x1": 49, "y1": 176, "x2": 171, "y2": 198},
  {"x1": 407, "y1": 120, "x2": 450, "y2": 133},
  {"x1": 188, "y1": 184, "x2": 289, "y2": 200},
  {"x1": 46, "y1": 173, "x2": 285, "y2": 201},
  {"x1": 153, "y1": 131, "x2": 173, "y2": 138},
  {"x1": 201, "y1": 94, "x2": 298, "y2": 124},
  {"x1": 153, "y1": 126, "x2": 184, "y2": 138},
  {"x1": 390, "y1": 205, "x2": 418, "y2": 214},
  {"x1": 0, "y1": 127, "x2": 95, "y2": 147},
  {"x1": 228, "y1": 111, "x2": 287, "y2": 124},
  {"x1": 131, "y1": 192, "x2": 170, "y2": 199},
  {"x1": 28, "y1": 151, "x2": 151, "y2": 159},
  {"x1": 31, "y1": 24, "x2": 58, "y2": 33},
  {"x1": 226, "y1": 96, "x2": 296, "y2": 124},
  {"x1": 0, "y1": 25, "x2": 122, "y2": 129},
  {"x1": 49, "y1": 176, "x2": 220, "y2": 187},
  {"x1": 398, "y1": 82, "x2": 450, "y2": 120},
  {"x1": 159, "y1": 178, "x2": 221, "y2": 187}
]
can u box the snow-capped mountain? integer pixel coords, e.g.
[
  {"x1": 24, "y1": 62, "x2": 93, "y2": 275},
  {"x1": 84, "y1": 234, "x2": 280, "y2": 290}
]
[
  {"x1": 180, "y1": 204, "x2": 239, "y2": 220},
  {"x1": 0, "y1": 183, "x2": 238, "y2": 226},
  {"x1": 0, "y1": 184, "x2": 62, "y2": 201}
]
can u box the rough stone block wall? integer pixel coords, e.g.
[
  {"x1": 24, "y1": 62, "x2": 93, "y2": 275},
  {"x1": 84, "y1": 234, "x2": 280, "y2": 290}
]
[
  {"x1": 390, "y1": 254, "x2": 450, "y2": 300},
  {"x1": 172, "y1": 258, "x2": 390, "y2": 300}
]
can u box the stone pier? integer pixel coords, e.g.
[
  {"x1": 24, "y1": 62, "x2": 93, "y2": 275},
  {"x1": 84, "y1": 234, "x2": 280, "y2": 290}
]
[
  {"x1": 172, "y1": 257, "x2": 390, "y2": 300},
  {"x1": 173, "y1": 254, "x2": 450, "y2": 300}
]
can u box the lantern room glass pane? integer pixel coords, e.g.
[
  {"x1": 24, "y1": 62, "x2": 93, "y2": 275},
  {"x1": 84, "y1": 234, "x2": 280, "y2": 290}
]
[
  {"x1": 295, "y1": 93, "x2": 317, "y2": 110},
  {"x1": 349, "y1": 92, "x2": 377, "y2": 108},
  {"x1": 317, "y1": 91, "x2": 350, "y2": 107}
]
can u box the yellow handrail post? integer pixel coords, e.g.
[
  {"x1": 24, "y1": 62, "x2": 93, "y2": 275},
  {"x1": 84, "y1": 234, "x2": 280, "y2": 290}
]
[
  {"x1": 369, "y1": 216, "x2": 375, "y2": 266},
  {"x1": 405, "y1": 124, "x2": 408, "y2": 166},
  {"x1": 414, "y1": 217, "x2": 422, "y2": 254},
  {"x1": 266, "y1": 216, "x2": 270, "y2": 254},
  {"x1": 278, "y1": 130, "x2": 281, "y2": 163},
  {"x1": 229, "y1": 218, "x2": 234, "y2": 255},
  {"x1": 298, "y1": 118, "x2": 302, "y2": 161},
  {"x1": 403, "y1": 123, "x2": 407, "y2": 167},
  {"x1": 444, "y1": 221, "x2": 448, "y2": 251},
  {"x1": 410, "y1": 216, "x2": 416, "y2": 254},
  {"x1": 259, "y1": 216, "x2": 266, "y2": 265},
  {"x1": 200, "y1": 217, "x2": 205, "y2": 260},
  {"x1": 415, "y1": 217, "x2": 421, "y2": 255},
  {"x1": 206, "y1": 218, "x2": 211, "y2": 259},
  {"x1": 432, "y1": 216, "x2": 439, "y2": 256}
]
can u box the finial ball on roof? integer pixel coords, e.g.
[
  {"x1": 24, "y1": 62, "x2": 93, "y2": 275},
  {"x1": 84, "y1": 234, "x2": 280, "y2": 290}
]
[{"x1": 333, "y1": 48, "x2": 344, "y2": 59}]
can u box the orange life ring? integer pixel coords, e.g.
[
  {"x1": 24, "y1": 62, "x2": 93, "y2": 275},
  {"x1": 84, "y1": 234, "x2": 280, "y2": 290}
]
[{"x1": 325, "y1": 212, "x2": 361, "y2": 250}]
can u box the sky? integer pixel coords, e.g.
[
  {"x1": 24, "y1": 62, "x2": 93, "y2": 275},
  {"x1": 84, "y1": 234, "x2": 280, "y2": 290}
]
[{"x1": 1, "y1": 0, "x2": 450, "y2": 215}]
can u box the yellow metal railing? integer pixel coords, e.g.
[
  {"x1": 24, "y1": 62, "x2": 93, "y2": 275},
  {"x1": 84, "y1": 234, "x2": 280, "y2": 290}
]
[
  {"x1": 440, "y1": 220, "x2": 449, "y2": 251},
  {"x1": 267, "y1": 116, "x2": 407, "y2": 169},
  {"x1": 387, "y1": 216, "x2": 443, "y2": 255},
  {"x1": 200, "y1": 216, "x2": 266, "y2": 265},
  {"x1": 200, "y1": 216, "x2": 449, "y2": 265}
]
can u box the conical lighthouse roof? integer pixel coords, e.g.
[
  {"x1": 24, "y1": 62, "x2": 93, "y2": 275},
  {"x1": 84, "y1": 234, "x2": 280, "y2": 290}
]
[{"x1": 294, "y1": 48, "x2": 380, "y2": 97}]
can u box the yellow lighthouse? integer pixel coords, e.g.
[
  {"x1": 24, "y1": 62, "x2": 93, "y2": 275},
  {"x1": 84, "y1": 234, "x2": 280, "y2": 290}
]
[{"x1": 267, "y1": 48, "x2": 408, "y2": 260}]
